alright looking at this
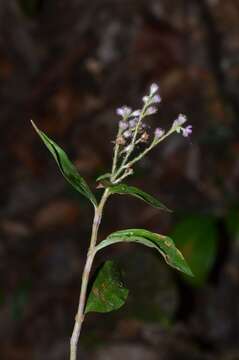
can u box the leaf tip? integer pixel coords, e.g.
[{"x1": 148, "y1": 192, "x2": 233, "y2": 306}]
[
  {"x1": 183, "y1": 264, "x2": 194, "y2": 277},
  {"x1": 30, "y1": 119, "x2": 40, "y2": 134},
  {"x1": 30, "y1": 119, "x2": 36, "y2": 127}
]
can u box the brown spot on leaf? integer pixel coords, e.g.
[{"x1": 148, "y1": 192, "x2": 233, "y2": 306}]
[
  {"x1": 164, "y1": 239, "x2": 172, "y2": 247},
  {"x1": 93, "y1": 288, "x2": 100, "y2": 297}
]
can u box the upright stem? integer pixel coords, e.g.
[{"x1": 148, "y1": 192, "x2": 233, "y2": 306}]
[{"x1": 70, "y1": 189, "x2": 110, "y2": 360}]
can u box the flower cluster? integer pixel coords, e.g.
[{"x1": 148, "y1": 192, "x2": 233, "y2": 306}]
[
  {"x1": 117, "y1": 108, "x2": 142, "y2": 142},
  {"x1": 116, "y1": 83, "x2": 163, "y2": 145},
  {"x1": 116, "y1": 83, "x2": 192, "y2": 147},
  {"x1": 172, "y1": 114, "x2": 192, "y2": 137},
  {"x1": 112, "y1": 83, "x2": 192, "y2": 182}
]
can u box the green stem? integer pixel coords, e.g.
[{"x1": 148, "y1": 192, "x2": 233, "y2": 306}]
[
  {"x1": 111, "y1": 128, "x2": 121, "y2": 179},
  {"x1": 70, "y1": 189, "x2": 110, "y2": 360}
]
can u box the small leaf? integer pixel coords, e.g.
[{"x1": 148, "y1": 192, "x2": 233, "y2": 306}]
[
  {"x1": 85, "y1": 260, "x2": 129, "y2": 313},
  {"x1": 31, "y1": 121, "x2": 97, "y2": 207},
  {"x1": 109, "y1": 184, "x2": 171, "y2": 212},
  {"x1": 95, "y1": 229, "x2": 193, "y2": 276},
  {"x1": 96, "y1": 173, "x2": 111, "y2": 182},
  {"x1": 171, "y1": 215, "x2": 218, "y2": 286}
]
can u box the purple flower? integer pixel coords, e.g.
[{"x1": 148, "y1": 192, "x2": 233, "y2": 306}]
[
  {"x1": 116, "y1": 106, "x2": 132, "y2": 118},
  {"x1": 119, "y1": 121, "x2": 128, "y2": 130},
  {"x1": 145, "y1": 106, "x2": 157, "y2": 116},
  {"x1": 173, "y1": 114, "x2": 187, "y2": 128},
  {"x1": 182, "y1": 125, "x2": 192, "y2": 137},
  {"x1": 154, "y1": 128, "x2": 165, "y2": 139},
  {"x1": 150, "y1": 83, "x2": 159, "y2": 95},
  {"x1": 129, "y1": 119, "x2": 137, "y2": 128},
  {"x1": 123, "y1": 130, "x2": 132, "y2": 139},
  {"x1": 152, "y1": 94, "x2": 161, "y2": 104},
  {"x1": 131, "y1": 109, "x2": 141, "y2": 117}
]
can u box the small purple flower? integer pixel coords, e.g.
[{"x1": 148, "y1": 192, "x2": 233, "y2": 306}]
[
  {"x1": 129, "y1": 118, "x2": 137, "y2": 128},
  {"x1": 152, "y1": 94, "x2": 161, "y2": 104},
  {"x1": 131, "y1": 109, "x2": 141, "y2": 117},
  {"x1": 154, "y1": 128, "x2": 165, "y2": 139},
  {"x1": 182, "y1": 125, "x2": 192, "y2": 137},
  {"x1": 150, "y1": 83, "x2": 159, "y2": 95},
  {"x1": 119, "y1": 121, "x2": 128, "y2": 130},
  {"x1": 123, "y1": 130, "x2": 132, "y2": 139},
  {"x1": 173, "y1": 114, "x2": 187, "y2": 128},
  {"x1": 145, "y1": 106, "x2": 157, "y2": 116},
  {"x1": 116, "y1": 106, "x2": 132, "y2": 118}
]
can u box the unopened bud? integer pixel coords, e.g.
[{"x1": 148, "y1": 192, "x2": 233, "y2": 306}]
[
  {"x1": 141, "y1": 132, "x2": 149, "y2": 143},
  {"x1": 116, "y1": 136, "x2": 126, "y2": 145}
]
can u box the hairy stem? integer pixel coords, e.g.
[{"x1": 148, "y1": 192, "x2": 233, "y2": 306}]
[
  {"x1": 111, "y1": 128, "x2": 121, "y2": 179},
  {"x1": 70, "y1": 189, "x2": 110, "y2": 360}
]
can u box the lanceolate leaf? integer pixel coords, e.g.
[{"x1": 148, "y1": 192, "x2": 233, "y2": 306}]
[
  {"x1": 109, "y1": 184, "x2": 171, "y2": 212},
  {"x1": 85, "y1": 261, "x2": 129, "y2": 313},
  {"x1": 95, "y1": 229, "x2": 193, "y2": 276},
  {"x1": 31, "y1": 121, "x2": 97, "y2": 207}
]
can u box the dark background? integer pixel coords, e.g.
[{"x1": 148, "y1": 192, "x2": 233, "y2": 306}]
[{"x1": 1, "y1": 1, "x2": 239, "y2": 359}]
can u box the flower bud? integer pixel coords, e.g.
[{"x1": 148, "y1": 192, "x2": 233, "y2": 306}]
[
  {"x1": 116, "y1": 106, "x2": 132, "y2": 118},
  {"x1": 123, "y1": 130, "x2": 132, "y2": 139},
  {"x1": 119, "y1": 121, "x2": 128, "y2": 130},
  {"x1": 145, "y1": 106, "x2": 157, "y2": 116},
  {"x1": 154, "y1": 128, "x2": 165, "y2": 139},
  {"x1": 141, "y1": 132, "x2": 149, "y2": 142},
  {"x1": 150, "y1": 83, "x2": 159, "y2": 95},
  {"x1": 182, "y1": 125, "x2": 192, "y2": 137}
]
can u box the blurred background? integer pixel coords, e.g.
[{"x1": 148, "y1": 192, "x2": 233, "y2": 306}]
[{"x1": 1, "y1": 0, "x2": 239, "y2": 359}]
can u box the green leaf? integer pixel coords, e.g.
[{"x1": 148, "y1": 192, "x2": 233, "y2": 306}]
[
  {"x1": 96, "y1": 173, "x2": 111, "y2": 182},
  {"x1": 95, "y1": 229, "x2": 193, "y2": 276},
  {"x1": 31, "y1": 121, "x2": 97, "y2": 207},
  {"x1": 109, "y1": 184, "x2": 171, "y2": 212},
  {"x1": 225, "y1": 208, "x2": 239, "y2": 238},
  {"x1": 85, "y1": 260, "x2": 129, "y2": 313},
  {"x1": 171, "y1": 215, "x2": 218, "y2": 286}
]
